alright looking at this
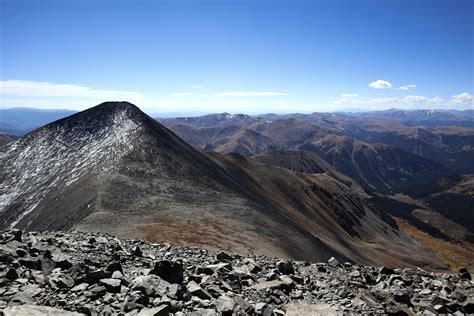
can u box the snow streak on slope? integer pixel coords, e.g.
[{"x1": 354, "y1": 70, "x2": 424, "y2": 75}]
[{"x1": 0, "y1": 109, "x2": 142, "y2": 228}]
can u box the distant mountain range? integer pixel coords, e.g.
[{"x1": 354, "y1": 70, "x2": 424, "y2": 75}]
[
  {"x1": 0, "y1": 107, "x2": 77, "y2": 135},
  {"x1": 160, "y1": 109, "x2": 474, "y2": 246},
  {"x1": 1, "y1": 104, "x2": 473, "y2": 270}
]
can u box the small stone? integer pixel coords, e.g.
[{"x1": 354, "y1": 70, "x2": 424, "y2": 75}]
[
  {"x1": 123, "y1": 290, "x2": 149, "y2": 312},
  {"x1": 130, "y1": 274, "x2": 169, "y2": 296},
  {"x1": 3, "y1": 305, "x2": 82, "y2": 315},
  {"x1": 137, "y1": 305, "x2": 169, "y2": 316},
  {"x1": 216, "y1": 295, "x2": 235, "y2": 315},
  {"x1": 187, "y1": 280, "x2": 212, "y2": 299},
  {"x1": 419, "y1": 288, "x2": 431, "y2": 295},
  {"x1": 327, "y1": 257, "x2": 340, "y2": 267},
  {"x1": 250, "y1": 280, "x2": 284, "y2": 290},
  {"x1": 89, "y1": 285, "x2": 107, "y2": 300},
  {"x1": 71, "y1": 283, "x2": 89, "y2": 292},
  {"x1": 48, "y1": 271, "x2": 75, "y2": 289},
  {"x1": 112, "y1": 270, "x2": 124, "y2": 279},
  {"x1": 434, "y1": 304, "x2": 448, "y2": 313},
  {"x1": 51, "y1": 253, "x2": 73, "y2": 270},
  {"x1": 99, "y1": 278, "x2": 121, "y2": 293}
]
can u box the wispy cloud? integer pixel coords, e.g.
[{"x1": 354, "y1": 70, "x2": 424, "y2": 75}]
[
  {"x1": 397, "y1": 84, "x2": 416, "y2": 90},
  {"x1": 168, "y1": 92, "x2": 196, "y2": 97},
  {"x1": 192, "y1": 85, "x2": 205, "y2": 89},
  {"x1": 0, "y1": 80, "x2": 143, "y2": 99},
  {"x1": 214, "y1": 91, "x2": 289, "y2": 97},
  {"x1": 369, "y1": 80, "x2": 392, "y2": 89},
  {"x1": 341, "y1": 93, "x2": 358, "y2": 97},
  {"x1": 334, "y1": 92, "x2": 473, "y2": 109}
]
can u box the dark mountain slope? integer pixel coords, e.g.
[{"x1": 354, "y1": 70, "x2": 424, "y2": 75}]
[
  {"x1": 168, "y1": 124, "x2": 280, "y2": 157},
  {"x1": 0, "y1": 102, "x2": 444, "y2": 268},
  {"x1": 319, "y1": 118, "x2": 474, "y2": 174},
  {"x1": 252, "y1": 150, "x2": 334, "y2": 175},
  {"x1": 0, "y1": 132, "x2": 16, "y2": 146},
  {"x1": 299, "y1": 135, "x2": 452, "y2": 193}
]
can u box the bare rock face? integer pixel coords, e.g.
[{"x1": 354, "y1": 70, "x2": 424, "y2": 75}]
[{"x1": 1, "y1": 229, "x2": 472, "y2": 315}]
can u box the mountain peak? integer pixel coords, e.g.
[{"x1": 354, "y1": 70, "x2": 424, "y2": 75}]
[{"x1": 92, "y1": 101, "x2": 140, "y2": 112}]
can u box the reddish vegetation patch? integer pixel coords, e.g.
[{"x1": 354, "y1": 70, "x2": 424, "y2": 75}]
[
  {"x1": 395, "y1": 218, "x2": 474, "y2": 272},
  {"x1": 137, "y1": 213, "x2": 264, "y2": 255},
  {"x1": 412, "y1": 209, "x2": 468, "y2": 241}
]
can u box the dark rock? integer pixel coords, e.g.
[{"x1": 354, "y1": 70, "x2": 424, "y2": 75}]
[
  {"x1": 458, "y1": 267, "x2": 471, "y2": 280},
  {"x1": 11, "y1": 229, "x2": 22, "y2": 242},
  {"x1": 51, "y1": 253, "x2": 73, "y2": 270},
  {"x1": 434, "y1": 304, "x2": 448, "y2": 313},
  {"x1": 379, "y1": 266, "x2": 395, "y2": 275},
  {"x1": 462, "y1": 299, "x2": 474, "y2": 314},
  {"x1": 86, "y1": 269, "x2": 111, "y2": 284},
  {"x1": 6, "y1": 267, "x2": 19, "y2": 280},
  {"x1": 276, "y1": 261, "x2": 294, "y2": 275},
  {"x1": 15, "y1": 248, "x2": 27, "y2": 257},
  {"x1": 385, "y1": 301, "x2": 408, "y2": 316},
  {"x1": 393, "y1": 289, "x2": 411, "y2": 305},
  {"x1": 19, "y1": 258, "x2": 42, "y2": 270},
  {"x1": 150, "y1": 260, "x2": 184, "y2": 284},
  {"x1": 105, "y1": 261, "x2": 123, "y2": 273},
  {"x1": 131, "y1": 246, "x2": 142, "y2": 257},
  {"x1": 216, "y1": 251, "x2": 233, "y2": 262}
]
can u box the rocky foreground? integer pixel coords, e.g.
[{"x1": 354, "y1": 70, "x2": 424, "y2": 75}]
[{"x1": 0, "y1": 230, "x2": 473, "y2": 315}]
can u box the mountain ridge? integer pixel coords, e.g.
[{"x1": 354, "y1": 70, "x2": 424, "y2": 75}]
[{"x1": 0, "y1": 101, "x2": 450, "y2": 269}]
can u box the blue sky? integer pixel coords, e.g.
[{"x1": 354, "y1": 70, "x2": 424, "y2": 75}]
[{"x1": 0, "y1": 0, "x2": 472, "y2": 114}]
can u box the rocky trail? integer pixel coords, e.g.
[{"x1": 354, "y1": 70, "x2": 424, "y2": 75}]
[{"x1": 0, "y1": 230, "x2": 472, "y2": 315}]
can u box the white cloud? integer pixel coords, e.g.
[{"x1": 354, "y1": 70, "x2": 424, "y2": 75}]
[
  {"x1": 369, "y1": 80, "x2": 392, "y2": 89},
  {"x1": 397, "y1": 84, "x2": 416, "y2": 90},
  {"x1": 214, "y1": 91, "x2": 289, "y2": 97},
  {"x1": 404, "y1": 95, "x2": 427, "y2": 103},
  {"x1": 333, "y1": 91, "x2": 473, "y2": 110},
  {"x1": 168, "y1": 92, "x2": 195, "y2": 97},
  {"x1": 192, "y1": 85, "x2": 205, "y2": 89},
  {"x1": 341, "y1": 93, "x2": 358, "y2": 97},
  {"x1": 449, "y1": 92, "x2": 473, "y2": 106},
  {"x1": 0, "y1": 80, "x2": 143, "y2": 99}
]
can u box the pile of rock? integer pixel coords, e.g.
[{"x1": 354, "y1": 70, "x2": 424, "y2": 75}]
[{"x1": 1, "y1": 229, "x2": 472, "y2": 315}]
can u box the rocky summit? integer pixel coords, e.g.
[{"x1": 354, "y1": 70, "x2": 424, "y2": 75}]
[{"x1": 1, "y1": 230, "x2": 473, "y2": 315}]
